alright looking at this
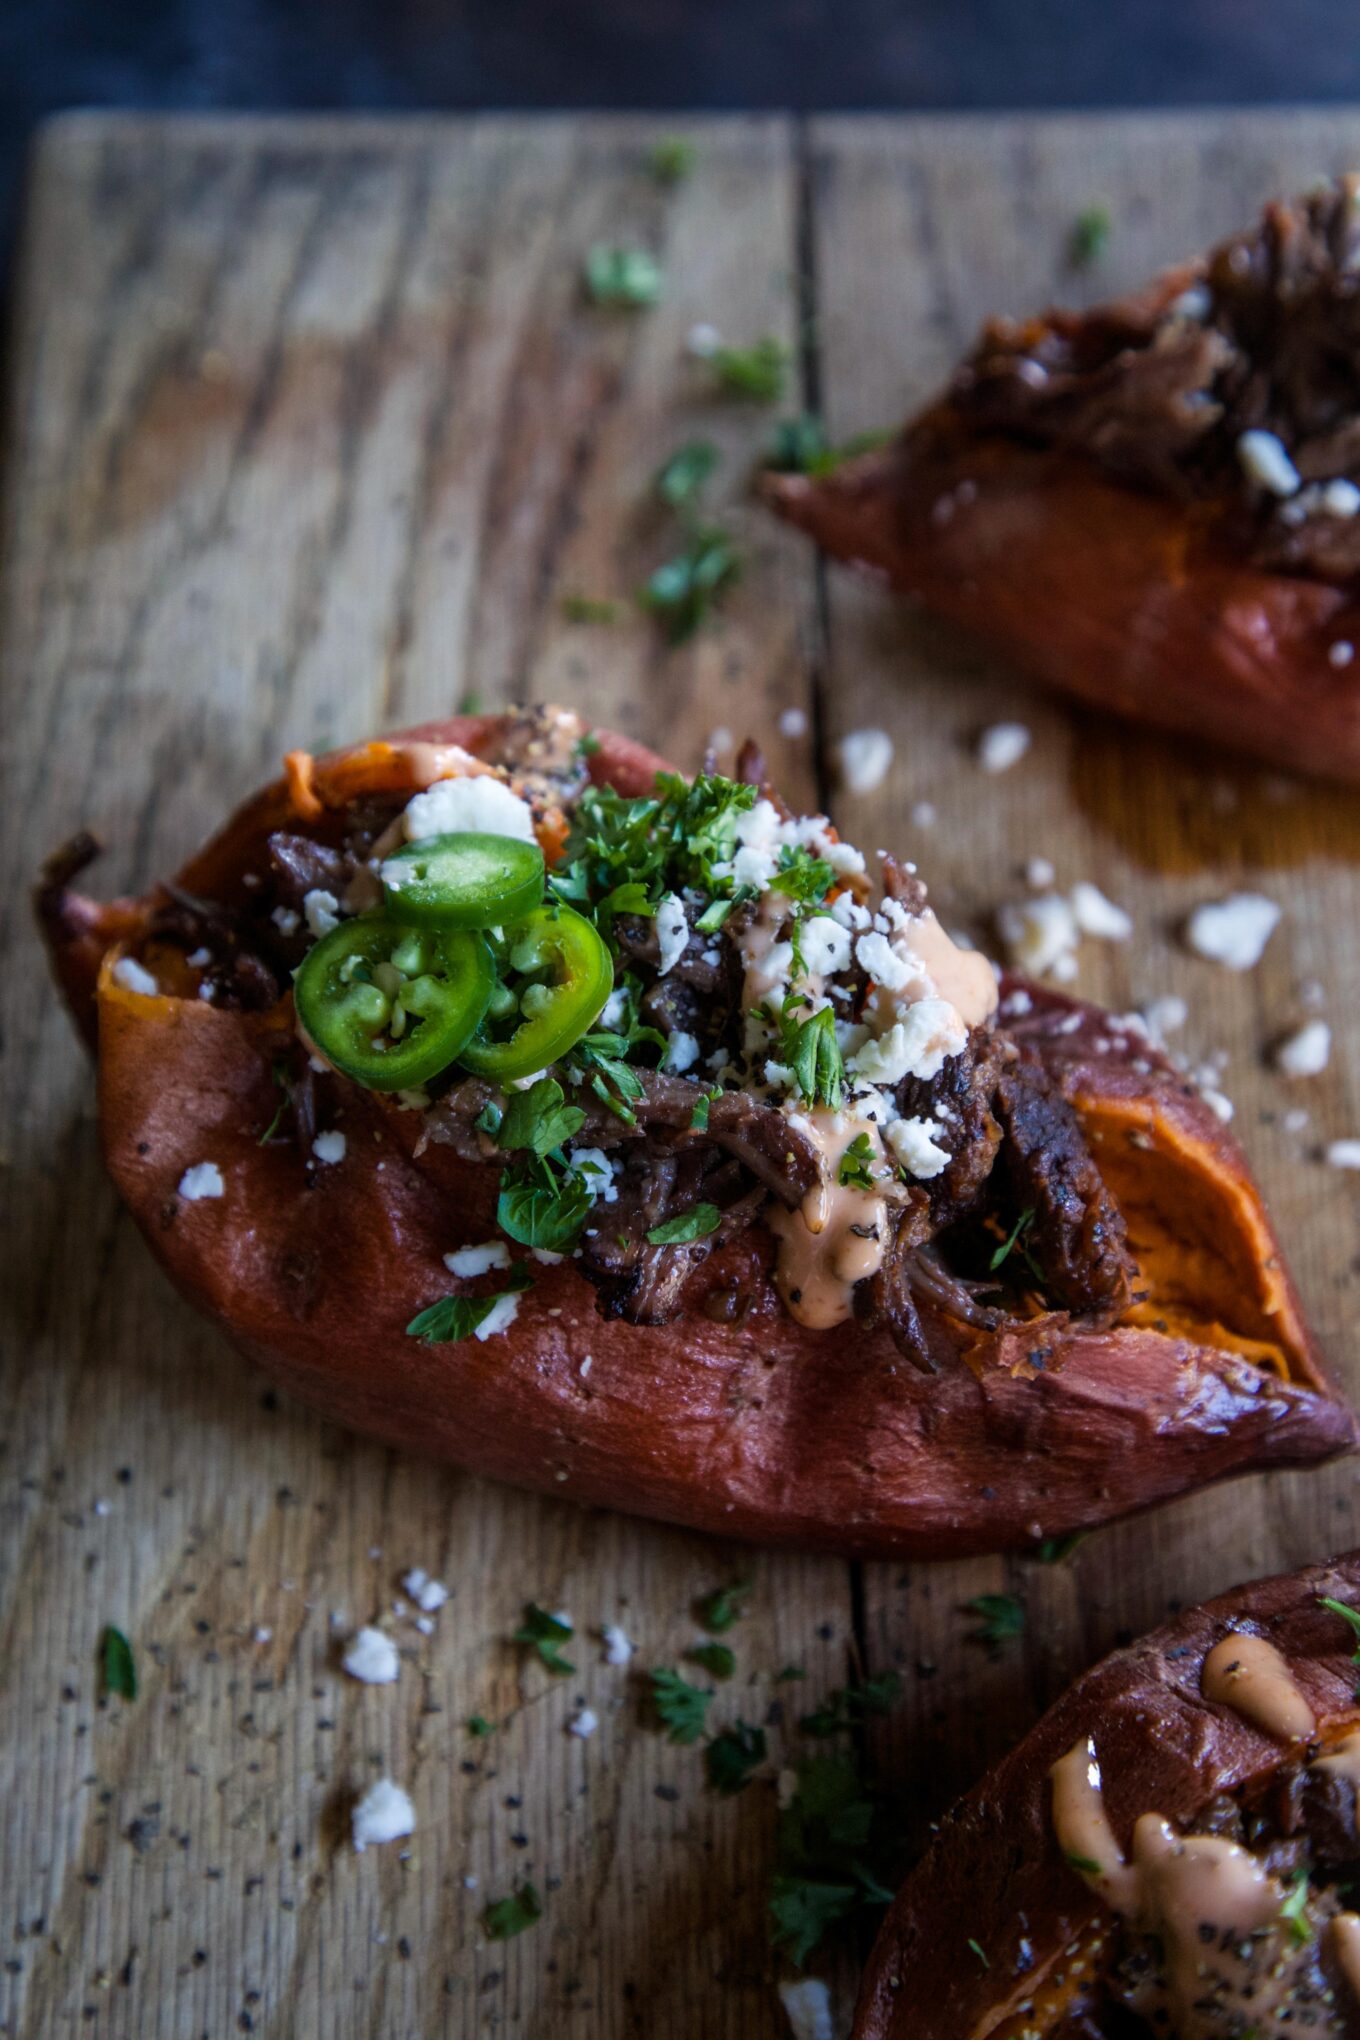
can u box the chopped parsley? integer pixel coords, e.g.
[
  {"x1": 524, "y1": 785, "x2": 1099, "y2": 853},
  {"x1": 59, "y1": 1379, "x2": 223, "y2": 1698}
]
[
  {"x1": 769, "y1": 844, "x2": 834, "y2": 906},
  {"x1": 655, "y1": 439, "x2": 719, "y2": 509},
  {"x1": 837, "y1": 1131, "x2": 876, "y2": 1191},
  {"x1": 775, "y1": 1664, "x2": 806, "y2": 1683},
  {"x1": 1065, "y1": 1850, "x2": 1102, "y2": 1875},
  {"x1": 556, "y1": 772, "x2": 756, "y2": 917},
  {"x1": 765, "y1": 413, "x2": 828, "y2": 473},
  {"x1": 406, "y1": 1262, "x2": 534, "y2": 1345},
  {"x1": 497, "y1": 1161, "x2": 594, "y2": 1252},
  {"x1": 497, "y1": 1077, "x2": 586, "y2": 1158},
  {"x1": 964, "y1": 1592, "x2": 1026, "y2": 1647},
  {"x1": 258, "y1": 1058, "x2": 291, "y2": 1144},
  {"x1": 639, "y1": 524, "x2": 740, "y2": 643},
  {"x1": 705, "y1": 1720, "x2": 766, "y2": 1795},
  {"x1": 989, "y1": 1207, "x2": 1041, "y2": 1282},
  {"x1": 646, "y1": 1202, "x2": 721, "y2": 1246},
  {"x1": 650, "y1": 1667, "x2": 713, "y2": 1744},
  {"x1": 1069, "y1": 205, "x2": 1111, "y2": 267},
  {"x1": 100, "y1": 1625, "x2": 137, "y2": 1701},
  {"x1": 712, "y1": 336, "x2": 789, "y2": 401},
  {"x1": 514, "y1": 1604, "x2": 575, "y2": 1676},
  {"x1": 574, "y1": 731, "x2": 603, "y2": 758},
  {"x1": 967, "y1": 1937, "x2": 991, "y2": 1970},
  {"x1": 466, "y1": 1714, "x2": 494, "y2": 1737},
  {"x1": 798, "y1": 1671, "x2": 901, "y2": 1738},
  {"x1": 1036, "y1": 1530, "x2": 1087, "y2": 1565},
  {"x1": 1320, "y1": 1595, "x2": 1360, "y2": 1697},
  {"x1": 688, "y1": 1091, "x2": 712, "y2": 1133},
  {"x1": 688, "y1": 1641, "x2": 736, "y2": 1680},
  {"x1": 585, "y1": 244, "x2": 662, "y2": 307},
  {"x1": 483, "y1": 1882, "x2": 543, "y2": 1939},
  {"x1": 769, "y1": 1753, "x2": 899, "y2": 1967},
  {"x1": 649, "y1": 136, "x2": 697, "y2": 185},
  {"x1": 1279, "y1": 1868, "x2": 1313, "y2": 1944},
  {"x1": 781, "y1": 1004, "x2": 844, "y2": 1110},
  {"x1": 696, "y1": 1579, "x2": 751, "y2": 1633},
  {"x1": 561, "y1": 595, "x2": 618, "y2": 625}
]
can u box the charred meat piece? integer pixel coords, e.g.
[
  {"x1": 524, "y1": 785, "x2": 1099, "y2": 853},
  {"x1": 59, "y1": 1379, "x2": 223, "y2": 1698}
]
[{"x1": 894, "y1": 1026, "x2": 1006, "y2": 1228}]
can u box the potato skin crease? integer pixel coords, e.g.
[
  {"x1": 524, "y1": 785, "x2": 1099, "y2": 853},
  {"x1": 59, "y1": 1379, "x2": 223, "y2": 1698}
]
[
  {"x1": 853, "y1": 1549, "x2": 1360, "y2": 2038},
  {"x1": 767, "y1": 424, "x2": 1360, "y2": 785},
  {"x1": 36, "y1": 715, "x2": 1356, "y2": 1559}
]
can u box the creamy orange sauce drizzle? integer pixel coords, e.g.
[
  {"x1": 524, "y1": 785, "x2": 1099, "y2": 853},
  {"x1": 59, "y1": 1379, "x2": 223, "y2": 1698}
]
[
  {"x1": 899, "y1": 907, "x2": 999, "y2": 1029},
  {"x1": 1201, "y1": 1631, "x2": 1317, "y2": 1741},
  {"x1": 768, "y1": 1110, "x2": 887, "y2": 1329}
]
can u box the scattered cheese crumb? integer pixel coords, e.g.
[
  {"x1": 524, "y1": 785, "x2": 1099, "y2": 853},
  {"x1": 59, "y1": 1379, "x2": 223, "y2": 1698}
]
[
  {"x1": 686, "y1": 321, "x2": 722, "y2": 358},
  {"x1": 444, "y1": 1241, "x2": 512, "y2": 1278},
  {"x1": 1237, "y1": 428, "x2": 1300, "y2": 497},
  {"x1": 1327, "y1": 1140, "x2": 1360, "y2": 1170},
  {"x1": 271, "y1": 905, "x2": 301, "y2": 936},
  {"x1": 847, "y1": 998, "x2": 966, "y2": 1086},
  {"x1": 401, "y1": 1570, "x2": 449, "y2": 1614},
  {"x1": 567, "y1": 1706, "x2": 599, "y2": 1739},
  {"x1": 779, "y1": 1977, "x2": 835, "y2": 2040},
  {"x1": 186, "y1": 946, "x2": 212, "y2": 968},
  {"x1": 1070, "y1": 881, "x2": 1132, "y2": 941},
  {"x1": 778, "y1": 707, "x2": 808, "y2": 738},
  {"x1": 601, "y1": 1624, "x2": 634, "y2": 1666},
  {"x1": 474, "y1": 1292, "x2": 521, "y2": 1341},
  {"x1": 655, "y1": 893, "x2": 689, "y2": 976},
  {"x1": 402, "y1": 775, "x2": 536, "y2": 844},
  {"x1": 568, "y1": 1148, "x2": 618, "y2": 1203},
  {"x1": 997, "y1": 894, "x2": 1080, "y2": 980},
  {"x1": 1274, "y1": 1019, "x2": 1331, "y2": 1079},
  {"x1": 1330, "y1": 640, "x2": 1355, "y2": 669},
  {"x1": 1283, "y1": 1107, "x2": 1311, "y2": 1134},
  {"x1": 708, "y1": 726, "x2": 733, "y2": 755},
  {"x1": 303, "y1": 889, "x2": 340, "y2": 938},
  {"x1": 177, "y1": 1162, "x2": 224, "y2": 1202},
  {"x1": 884, "y1": 1114, "x2": 950, "y2": 1180},
  {"x1": 910, "y1": 800, "x2": 937, "y2": 830},
  {"x1": 1025, "y1": 857, "x2": 1055, "y2": 890},
  {"x1": 312, "y1": 1130, "x2": 346, "y2": 1165},
  {"x1": 112, "y1": 956, "x2": 159, "y2": 997},
  {"x1": 252, "y1": 1626, "x2": 273, "y2": 1644},
  {"x1": 976, "y1": 722, "x2": 1031, "y2": 774},
  {"x1": 1201, "y1": 1087, "x2": 1235, "y2": 1123},
  {"x1": 342, "y1": 1627, "x2": 400, "y2": 1685},
  {"x1": 837, "y1": 727, "x2": 893, "y2": 795},
  {"x1": 1184, "y1": 893, "x2": 1281, "y2": 970},
  {"x1": 1141, "y1": 994, "x2": 1188, "y2": 1043},
  {"x1": 663, "y1": 1029, "x2": 701, "y2": 1074},
  {"x1": 351, "y1": 1778, "x2": 416, "y2": 1852}
]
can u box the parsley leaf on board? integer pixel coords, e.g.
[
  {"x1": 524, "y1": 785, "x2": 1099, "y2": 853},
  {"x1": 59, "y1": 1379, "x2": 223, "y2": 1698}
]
[
  {"x1": 1036, "y1": 1531, "x2": 1088, "y2": 1565},
  {"x1": 798, "y1": 1672, "x2": 902, "y2": 1738},
  {"x1": 705, "y1": 1720, "x2": 767, "y2": 1795},
  {"x1": 837, "y1": 1131, "x2": 876, "y2": 1191},
  {"x1": 649, "y1": 136, "x2": 697, "y2": 185},
  {"x1": 514, "y1": 1604, "x2": 576, "y2": 1676},
  {"x1": 483, "y1": 1883, "x2": 543, "y2": 1939},
  {"x1": 646, "y1": 1202, "x2": 721, "y2": 1246},
  {"x1": 467, "y1": 1714, "x2": 494, "y2": 1737},
  {"x1": 765, "y1": 413, "x2": 828, "y2": 474},
  {"x1": 496, "y1": 1077, "x2": 586, "y2": 1159},
  {"x1": 688, "y1": 1641, "x2": 736, "y2": 1680},
  {"x1": 585, "y1": 245, "x2": 662, "y2": 307},
  {"x1": 655, "y1": 439, "x2": 720, "y2": 509},
  {"x1": 1069, "y1": 205, "x2": 1111, "y2": 267},
  {"x1": 406, "y1": 1263, "x2": 533, "y2": 1345},
  {"x1": 711, "y1": 336, "x2": 789, "y2": 401},
  {"x1": 965, "y1": 1593, "x2": 1027, "y2": 1647},
  {"x1": 781, "y1": 1004, "x2": 845, "y2": 1110},
  {"x1": 650, "y1": 1667, "x2": 713, "y2": 1745},
  {"x1": 968, "y1": 1938, "x2": 991, "y2": 1970},
  {"x1": 769, "y1": 1753, "x2": 901, "y2": 1967},
  {"x1": 561, "y1": 595, "x2": 618, "y2": 625},
  {"x1": 696, "y1": 1579, "x2": 751, "y2": 1634},
  {"x1": 639, "y1": 525, "x2": 740, "y2": 644},
  {"x1": 100, "y1": 1625, "x2": 137, "y2": 1701}
]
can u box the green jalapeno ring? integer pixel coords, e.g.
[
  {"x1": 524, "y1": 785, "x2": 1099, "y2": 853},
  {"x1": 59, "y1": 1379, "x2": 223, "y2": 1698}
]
[
  {"x1": 457, "y1": 904, "x2": 614, "y2": 1083},
  {"x1": 294, "y1": 914, "x2": 494, "y2": 1091},
  {"x1": 380, "y1": 830, "x2": 546, "y2": 931}
]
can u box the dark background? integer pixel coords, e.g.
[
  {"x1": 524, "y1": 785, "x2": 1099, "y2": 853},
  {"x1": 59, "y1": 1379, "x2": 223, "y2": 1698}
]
[{"x1": 7, "y1": 0, "x2": 1360, "y2": 273}]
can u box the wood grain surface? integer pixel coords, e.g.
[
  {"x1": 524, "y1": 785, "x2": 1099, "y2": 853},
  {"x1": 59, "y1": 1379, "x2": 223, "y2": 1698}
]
[{"x1": 2, "y1": 107, "x2": 1360, "y2": 2039}]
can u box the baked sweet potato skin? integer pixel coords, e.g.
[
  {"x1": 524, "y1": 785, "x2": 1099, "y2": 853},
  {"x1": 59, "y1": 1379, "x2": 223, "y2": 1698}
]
[
  {"x1": 36, "y1": 716, "x2": 1356, "y2": 1560},
  {"x1": 852, "y1": 1549, "x2": 1360, "y2": 2038},
  {"x1": 768, "y1": 431, "x2": 1360, "y2": 783}
]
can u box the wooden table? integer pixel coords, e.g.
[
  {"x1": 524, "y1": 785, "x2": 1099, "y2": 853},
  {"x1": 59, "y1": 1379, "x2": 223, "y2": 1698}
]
[{"x1": 4, "y1": 109, "x2": 1360, "y2": 2040}]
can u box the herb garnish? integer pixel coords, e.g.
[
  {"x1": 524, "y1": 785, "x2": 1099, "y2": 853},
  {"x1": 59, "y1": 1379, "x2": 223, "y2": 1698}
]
[
  {"x1": 640, "y1": 525, "x2": 741, "y2": 644},
  {"x1": 967, "y1": 1937, "x2": 991, "y2": 1970},
  {"x1": 838, "y1": 1132, "x2": 876, "y2": 1191},
  {"x1": 781, "y1": 1004, "x2": 844, "y2": 1110},
  {"x1": 258, "y1": 1059, "x2": 291, "y2": 1145},
  {"x1": 711, "y1": 336, "x2": 789, "y2": 401},
  {"x1": 483, "y1": 1882, "x2": 543, "y2": 1939},
  {"x1": 769, "y1": 845, "x2": 834, "y2": 906},
  {"x1": 1069, "y1": 206, "x2": 1111, "y2": 268},
  {"x1": 406, "y1": 1262, "x2": 534, "y2": 1345},
  {"x1": 1036, "y1": 1531, "x2": 1087, "y2": 1565},
  {"x1": 705, "y1": 1720, "x2": 767, "y2": 1794},
  {"x1": 696, "y1": 1579, "x2": 751, "y2": 1633},
  {"x1": 655, "y1": 439, "x2": 720, "y2": 509},
  {"x1": 798, "y1": 1672, "x2": 902, "y2": 1739},
  {"x1": 1065, "y1": 1850, "x2": 1102, "y2": 1875},
  {"x1": 467, "y1": 1714, "x2": 494, "y2": 1737},
  {"x1": 585, "y1": 244, "x2": 662, "y2": 307},
  {"x1": 497, "y1": 1161, "x2": 594, "y2": 1252},
  {"x1": 765, "y1": 414, "x2": 828, "y2": 473},
  {"x1": 100, "y1": 1625, "x2": 137, "y2": 1701},
  {"x1": 497, "y1": 1077, "x2": 586, "y2": 1158},
  {"x1": 688, "y1": 1641, "x2": 736, "y2": 1680},
  {"x1": 649, "y1": 136, "x2": 697, "y2": 185},
  {"x1": 769, "y1": 1753, "x2": 899, "y2": 1966},
  {"x1": 1320, "y1": 1596, "x2": 1360, "y2": 1698},
  {"x1": 646, "y1": 1203, "x2": 721, "y2": 1246},
  {"x1": 1279, "y1": 1868, "x2": 1314, "y2": 1944},
  {"x1": 964, "y1": 1593, "x2": 1026, "y2": 1647},
  {"x1": 989, "y1": 1207, "x2": 1041, "y2": 1282},
  {"x1": 561, "y1": 595, "x2": 618, "y2": 625},
  {"x1": 650, "y1": 1667, "x2": 713, "y2": 1744},
  {"x1": 514, "y1": 1604, "x2": 576, "y2": 1675}
]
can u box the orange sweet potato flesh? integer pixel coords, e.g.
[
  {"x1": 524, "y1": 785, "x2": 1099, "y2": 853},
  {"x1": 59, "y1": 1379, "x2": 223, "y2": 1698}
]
[
  {"x1": 853, "y1": 1549, "x2": 1360, "y2": 2037},
  {"x1": 767, "y1": 418, "x2": 1360, "y2": 784},
  {"x1": 35, "y1": 715, "x2": 1356, "y2": 1560}
]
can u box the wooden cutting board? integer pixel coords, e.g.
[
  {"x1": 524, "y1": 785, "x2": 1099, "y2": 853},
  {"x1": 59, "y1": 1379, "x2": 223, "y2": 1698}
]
[{"x1": 5, "y1": 107, "x2": 1360, "y2": 2040}]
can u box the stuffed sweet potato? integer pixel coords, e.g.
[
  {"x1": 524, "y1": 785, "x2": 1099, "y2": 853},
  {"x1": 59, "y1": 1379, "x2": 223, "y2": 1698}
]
[
  {"x1": 36, "y1": 706, "x2": 1353, "y2": 1558},
  {"x1": 854, "y1": 1549, "x2": 1360, "y2": 2036},
  {"x1": 769, "y1": 180, "x2": 1360, "y2": 783}
]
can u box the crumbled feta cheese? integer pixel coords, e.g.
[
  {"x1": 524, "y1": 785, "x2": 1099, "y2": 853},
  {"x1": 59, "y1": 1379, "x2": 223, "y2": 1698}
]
[
  {"x1": 778, "y1": 707, "x2": 808, "y2": 738},
  {"x1": 474, "y1": 1292, "x2": 521, "y2": 1341},
  {"x1": 343, "y1": 1626, "x2": 400, "y2": 1685},
  {"x1": 531, "y1": 1246, "x2": 565, "y2": 1265},
  {"x1": 352, "y1": 1778, "x2": 416, "y2": 1852},
  {"x1": 1169, "y1": 282, "x2": 1212, "y2": 321},
  {"x1": 997, "y1": 894, "x2": 1079, "y2": 979},
  {"x1": 600, "y1": 987, "x2": 629, "y2": 1030},
  {"x1": 401, "y1": 1570, "x2": 449, "y2": 1613},
  {"x1": 779, "y1": 1977, "x2": 834, "y2": 2040},
  {"x1": 885, "y1": 1114, "x2": 950, "y2": 1179},
  {"x1": 312, "y1": 1130, "x2": 346, "y2": 1165},
  {"x1": 178, "y1": 1162, "x2": 224, "y2": 1202},
  {"x1": 848, "y1": 998, "x2": 966, "y2": 1085},
  {"x1": 568, "y1": 1148, "x2": 618, "y2": 1203},
  {"x1": 567, "y1": 1706, "x2": 599, "y2": 1739},
  {"x1": 655, "y1": 893, "x2": 689, "y2": 976},
  {"x1": 910, "y1": 800, "x2": 937, "y2": 830},
  {"x1": 799, "y1": 914, "x2": 853, "y2": 978},
  {"x1": 1141, "y1": 993, "x2": 1188, "y2": 1043},
  {"x1": 830, "y1": 893, "x2": 872, "y2": 932},
  {"x1": 686, "y1": 321, "x2": 722, "y2": 358},
  {"x1": 1283, "y1": 1107, "x2": 1311, "y2": 1134},
  {"x1": 1275, "y1": 1019, "x2": 1331, "y2": 1078},
  {"x1": 601, "y1": 1624, "x2": 634, "y2": 1666},
  {"x1": 303, "y1": 889, "x2": 340, "y2": 937},
  {"x1": 1327, "y1": 1140, "x2": 1360, "y2": 1170},
  {"x1": 1201, "y1": 1087, "x2": 1235, "y2": 1123},
  {"x1": 1025, "y1": 857, "x2": 1055, "y2": 890},
  {"x1": 186, "y1": 946, "x2": 212, "y2": 968},
  {"x1": 855, "y1": 929, "x2": 914, "y2": 993},
  {"x1": 252, "y1": 1626, "x2": 273, "y2": 1644},
  {"x1": 837, "y1": 727, "x2": 893, "y2": 795},
  {"x1": 401, "y1": 774, "x2": 536, "y2": 844},
  {"x1": 708, "y1": 726, "x2": 733, "y2": 755},
  {"x1": 271, "y1": 905, "x2": 301, "y2": 936},
  {"x1": 1070, "y1": 881, "x2": 1132, "y2": 941},
  {"x1": 112, "y1": 956, "x2": 159, "y2": 997},
  {"x1": 976, "y1": 722, "x2": 1031, "y2": 774},
  {"x1": 1330, "y1": 640, "x2": 1355, "y2": 668},
  {"x1": 1322, "y1": 478, "x2": 1360, "y2": 517},
  {"x1": 1237, "y1": 429, "x2": 1300, "y2": 497},
  {"x1": 663, "y1": 1029, "x2": 701, "y2": 1074},
  {"x1": 444, "y1": 1240, "x2": 512, "y2": 1278},
  {"x1": 1184, "y1": 893, "x2": 1280, "y2": 970}
]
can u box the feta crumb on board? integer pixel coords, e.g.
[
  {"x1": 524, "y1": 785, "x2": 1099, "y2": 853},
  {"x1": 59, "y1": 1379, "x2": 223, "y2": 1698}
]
[
  {"x1": 567, "y1": 1705, "x2": 599, "y2": 1739},
  {"x1": 401, "y1": 1569, "x2": 449, "y2": 1614},
  {"x1": 600, "y1": 1624, "x2": 634, "y2": 1666},
  {"x1": 352, "y1": 1778, "x2": 416, "y2": 1852},
  {"x1": 997, "y1": 894, "x2": 1080, "y2": 981},
  {"x1": 1070, "y1": 881, "x2": 1132, "y2": 941},
  {"x1": 178, "y1": 1162, "x2": 224, "y2": 1202},
  {"x1": 1184, "y1": 893, "x2": 1281, "y2": 970},
  {"x1": 402, "y1": 774, "x2": 536, "y2": 844},
  {"x1": 312, "y1": 1130, "x2": 346, "y2": 1165},
  {"x1": 1141, "y1": 993, "x2": 1188, "y2": 1044},
  {"x1": 686, "y1": 320, "x2": 722, "y2": 358},
  {"x1": 975, "y1": 721, "x2": 1031, "y2": 774},
  {"x1": 342, "y1": 1626, "x2": 400, "y2": 1685},
  {"x1": 1200, "y1": 1087, "x2": 1235, "y2": 1124},
  {"x1": 779, "y1": 1976, "x2": 835, "y2": 2040},
  {"x1": 836, "y1": 727, "x2": 893, "y2": 795},
  {"x1": 1274, "y1": 1019, "x2": 1331, "y2": 1079},
  {"x1": 778, "y1": 706, "x2": 808, "y2": 739},
  {"x1": 444, "y1": 1241, "x2": 512, "y2": 1278},
  {"x1": 1327, "y1": 1140, "x2": 1360, "y2": 1170},
  {"x1": 112, "y1": 956, "x2": 159, "y2": 997},
  {"x1": 1236, "y1": 428, "x2": 1301, "y2": 497}
]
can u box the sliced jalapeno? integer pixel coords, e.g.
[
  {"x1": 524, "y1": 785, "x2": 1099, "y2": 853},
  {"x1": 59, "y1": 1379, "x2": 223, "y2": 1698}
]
[
  {"x1": 457, "y1": 905, "x2": 613, "y2": 1083},
  {"x1": 294, "y1": 915, "x2": 493, "y2": 1091},
  {"x1": 380, "y1": 831, "x2": 545, "y2": 930}
]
